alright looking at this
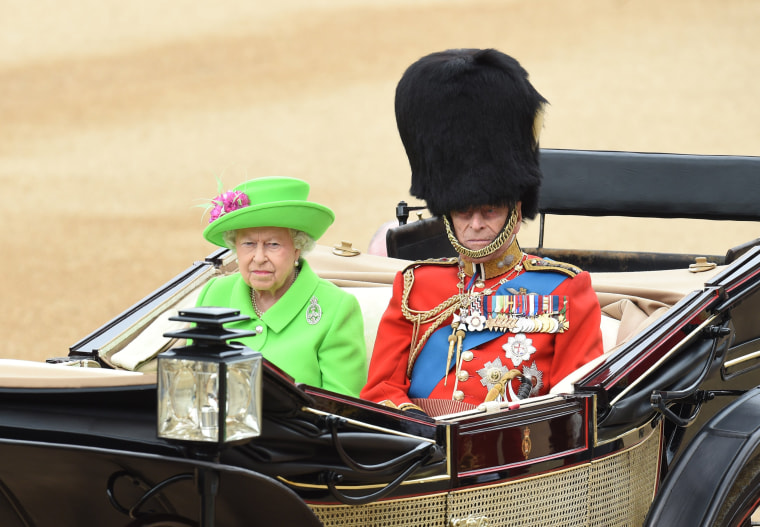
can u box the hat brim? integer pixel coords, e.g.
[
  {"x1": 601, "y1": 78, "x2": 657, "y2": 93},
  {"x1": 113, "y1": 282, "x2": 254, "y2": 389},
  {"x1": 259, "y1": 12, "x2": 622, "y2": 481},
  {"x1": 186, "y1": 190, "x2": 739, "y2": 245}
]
[{"x1": 203, "y1": 200, "x2": 335, "y2": 247}]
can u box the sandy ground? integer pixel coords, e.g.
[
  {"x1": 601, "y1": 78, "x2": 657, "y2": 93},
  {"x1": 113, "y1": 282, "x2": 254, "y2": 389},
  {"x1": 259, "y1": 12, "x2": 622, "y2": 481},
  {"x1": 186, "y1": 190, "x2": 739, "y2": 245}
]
[{"x1": 1, "y1": 0, "x2": 759, "y2": 361}]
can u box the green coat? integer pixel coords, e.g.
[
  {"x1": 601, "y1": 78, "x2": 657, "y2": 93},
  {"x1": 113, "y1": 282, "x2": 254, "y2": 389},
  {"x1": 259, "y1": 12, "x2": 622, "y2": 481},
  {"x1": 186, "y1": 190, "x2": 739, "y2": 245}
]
[{"x1": 195, "y1": 259, "x2": 367, "y2": 397}]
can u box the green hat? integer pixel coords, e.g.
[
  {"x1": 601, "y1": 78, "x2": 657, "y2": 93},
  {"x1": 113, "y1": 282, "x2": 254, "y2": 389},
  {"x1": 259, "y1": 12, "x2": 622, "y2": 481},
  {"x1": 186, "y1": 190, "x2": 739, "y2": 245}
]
[{"x1": 202, "y1": 177, "x2": 335, "y2": 247}]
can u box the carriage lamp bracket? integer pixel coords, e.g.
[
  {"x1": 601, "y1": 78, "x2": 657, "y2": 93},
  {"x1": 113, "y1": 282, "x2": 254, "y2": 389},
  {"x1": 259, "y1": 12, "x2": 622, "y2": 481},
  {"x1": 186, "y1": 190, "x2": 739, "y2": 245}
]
[
  {"x1": 701, "y1": 324, "x2": 731, "y2": 338},
  {"x1": 650, "y1": 322, "x2": 739, "y2": 428},
  {"x1": 325, "y1": 415, "x2": 438, "y2": 474},
  {"x1": 319, "y1": 414, "x2": 439, "y2": 505},
  {"x1": 321, "y1": 447, "x2": 437, "y2": 506},
  {"x1": 396, "y1": 201, "x2": 427, "y2": 225},
  {"x1": 651, "y1": 389, "x2": 746, "y2": 428}
]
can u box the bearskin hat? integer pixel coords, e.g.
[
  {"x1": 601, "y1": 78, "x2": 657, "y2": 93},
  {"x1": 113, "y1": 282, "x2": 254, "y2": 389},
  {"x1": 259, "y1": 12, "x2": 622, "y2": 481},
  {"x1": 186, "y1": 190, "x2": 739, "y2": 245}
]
[{"x1": 394, "y1": 48, "x2": 547, "y2": 219}]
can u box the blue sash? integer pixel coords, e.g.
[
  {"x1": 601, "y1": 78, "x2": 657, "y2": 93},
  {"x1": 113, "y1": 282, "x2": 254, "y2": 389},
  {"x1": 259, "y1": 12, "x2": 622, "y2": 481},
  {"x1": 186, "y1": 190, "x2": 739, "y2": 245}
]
[{"x1": 408, "y1": 271, "x2": 566, "y2": 398}]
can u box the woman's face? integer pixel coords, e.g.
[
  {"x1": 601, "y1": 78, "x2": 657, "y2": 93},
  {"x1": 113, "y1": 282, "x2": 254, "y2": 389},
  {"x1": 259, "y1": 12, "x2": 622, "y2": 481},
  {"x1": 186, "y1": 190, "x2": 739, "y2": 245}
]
[{"x1": 235, "y1": 227, "x2": 300, "y2": 296}]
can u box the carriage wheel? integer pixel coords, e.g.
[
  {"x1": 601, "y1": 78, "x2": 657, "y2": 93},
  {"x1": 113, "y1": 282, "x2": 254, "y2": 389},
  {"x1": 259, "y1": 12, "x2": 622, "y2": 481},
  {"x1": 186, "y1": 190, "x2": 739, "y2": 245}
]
[{"x1": 644, "y1": 388, "x2": 760, "y2": 527}]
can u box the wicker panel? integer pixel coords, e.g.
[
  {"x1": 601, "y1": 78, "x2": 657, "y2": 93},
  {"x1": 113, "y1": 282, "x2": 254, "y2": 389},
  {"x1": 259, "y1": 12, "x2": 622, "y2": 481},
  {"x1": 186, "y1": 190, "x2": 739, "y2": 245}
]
[
  {"x1": 448, "y1": 423, "x2": 661, "y2": 527},
  {"x1": 588, "y1": 426, "x2": 660, "y2": 527},
  {"x1": 449, "y1": 467, "x2": 590, "y2": 526},
  {"x1": 310, "y1": 492, "x2": 448, "y2": 527},
  {"x1": 310, "y1": 423, "x2": 661, "y2": 527}
]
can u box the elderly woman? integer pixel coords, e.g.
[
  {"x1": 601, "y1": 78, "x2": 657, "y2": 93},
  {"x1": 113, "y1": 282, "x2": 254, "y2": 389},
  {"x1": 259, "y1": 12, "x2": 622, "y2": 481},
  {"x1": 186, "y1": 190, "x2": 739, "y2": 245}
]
[{"x1": 196, "y1": 176, "x2": 367, "y2": 397}]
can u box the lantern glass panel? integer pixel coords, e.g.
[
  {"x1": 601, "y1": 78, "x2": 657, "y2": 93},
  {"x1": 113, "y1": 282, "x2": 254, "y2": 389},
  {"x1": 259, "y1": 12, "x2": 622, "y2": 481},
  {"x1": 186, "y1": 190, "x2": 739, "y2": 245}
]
[
  {"x1": 158, "y1": 357, "x2": 220, "y2": 442},
  {"x1": 158, "y1": 351, "x2": 262, "y2": 444},
  {"x1": 225, "y1": 357, "x2": 262, "y2": 442}
]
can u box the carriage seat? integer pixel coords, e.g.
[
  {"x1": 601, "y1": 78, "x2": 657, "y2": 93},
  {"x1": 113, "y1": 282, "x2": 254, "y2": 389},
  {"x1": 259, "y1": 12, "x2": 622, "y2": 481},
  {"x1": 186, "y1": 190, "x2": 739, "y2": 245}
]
[
  {"x1": 102, "y1": 280, "x2": 632, "y2": 374},
  {"x1": 101, "y1": 255, "x2": 722, "y2": 388}
]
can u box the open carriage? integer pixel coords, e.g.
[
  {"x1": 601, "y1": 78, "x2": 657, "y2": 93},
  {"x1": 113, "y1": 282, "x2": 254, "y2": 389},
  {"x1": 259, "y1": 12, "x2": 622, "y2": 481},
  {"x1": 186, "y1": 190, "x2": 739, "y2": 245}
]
[{"x1": 1, "y1": 149, "x2": 760, "y2": 527}]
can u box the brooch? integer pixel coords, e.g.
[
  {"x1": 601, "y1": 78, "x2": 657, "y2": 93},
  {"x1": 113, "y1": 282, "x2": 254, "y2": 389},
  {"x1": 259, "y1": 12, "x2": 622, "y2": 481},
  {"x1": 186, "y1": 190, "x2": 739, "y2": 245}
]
[{"x1": 306, "y1": 296, "x2": 322, "y2": 325}]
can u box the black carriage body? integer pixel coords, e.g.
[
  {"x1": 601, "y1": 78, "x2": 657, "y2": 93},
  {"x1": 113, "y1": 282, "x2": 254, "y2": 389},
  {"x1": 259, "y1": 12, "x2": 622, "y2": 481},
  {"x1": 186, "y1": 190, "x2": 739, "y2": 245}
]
[{"x1": 2, "y1": 149, "x2": 760, "y2": 526}]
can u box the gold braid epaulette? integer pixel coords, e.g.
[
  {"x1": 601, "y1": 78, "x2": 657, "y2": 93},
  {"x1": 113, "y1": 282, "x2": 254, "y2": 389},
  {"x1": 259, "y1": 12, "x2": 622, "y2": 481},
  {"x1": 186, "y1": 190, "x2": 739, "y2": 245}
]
[
  {"x1": 399, "y1": 258, "x2": 461, "y2": 377},
  {"x1": 400, "y1": 256, "x2": 459, "y2": 273},
  {"x1": 523, "y1": 257, "x2": 582, "y2": 277}
]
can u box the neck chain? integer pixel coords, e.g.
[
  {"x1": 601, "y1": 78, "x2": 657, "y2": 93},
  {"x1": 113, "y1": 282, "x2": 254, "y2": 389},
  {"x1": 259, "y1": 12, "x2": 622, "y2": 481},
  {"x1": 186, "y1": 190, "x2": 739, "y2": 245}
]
[
  {"x1": 457, "y1": 251, "x2": 526, "y2": 303},
  {"x1": 250, "y1": 268, "x2": 299, "y2": 318},
  {"x1": 443, "y1": 208, "x2": 518, "y2": 260}
]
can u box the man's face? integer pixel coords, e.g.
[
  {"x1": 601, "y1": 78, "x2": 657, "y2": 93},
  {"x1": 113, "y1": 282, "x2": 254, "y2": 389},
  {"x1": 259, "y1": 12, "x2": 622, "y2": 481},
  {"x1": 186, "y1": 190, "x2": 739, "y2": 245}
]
[{"x1": 450, "y1": 203, "x2": 522, "y2": 263}]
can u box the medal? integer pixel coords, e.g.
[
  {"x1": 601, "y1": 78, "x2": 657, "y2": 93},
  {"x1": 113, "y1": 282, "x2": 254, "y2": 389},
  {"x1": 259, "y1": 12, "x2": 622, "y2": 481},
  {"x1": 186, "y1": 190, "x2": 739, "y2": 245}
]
[{"x1": 485, "y1": 294, "x2": 568, "y2": 333}]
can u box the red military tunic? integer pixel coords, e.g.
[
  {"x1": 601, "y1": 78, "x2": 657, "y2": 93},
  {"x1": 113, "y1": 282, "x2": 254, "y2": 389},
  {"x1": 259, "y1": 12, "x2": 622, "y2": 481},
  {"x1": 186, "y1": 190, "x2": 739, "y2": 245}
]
[{"x1": 361, "y1": 246, "x2": 603, "y2": 412}]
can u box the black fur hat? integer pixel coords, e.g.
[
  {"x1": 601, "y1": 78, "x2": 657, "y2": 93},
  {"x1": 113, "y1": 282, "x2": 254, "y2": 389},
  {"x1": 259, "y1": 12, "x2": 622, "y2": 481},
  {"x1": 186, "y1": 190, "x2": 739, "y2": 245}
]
[{"x1": 395, "y1": 48, "x2": 547, "y2": 219}]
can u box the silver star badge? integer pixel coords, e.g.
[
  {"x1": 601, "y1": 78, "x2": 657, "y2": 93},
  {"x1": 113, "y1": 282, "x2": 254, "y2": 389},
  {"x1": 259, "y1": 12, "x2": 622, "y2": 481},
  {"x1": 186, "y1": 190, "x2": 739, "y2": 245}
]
[
  {"x1": 477, "y1": 357, "x2": 510, "y2": 392},
  {"x1": 502, "y1": 333, "x2": 536, "y2": 367}
]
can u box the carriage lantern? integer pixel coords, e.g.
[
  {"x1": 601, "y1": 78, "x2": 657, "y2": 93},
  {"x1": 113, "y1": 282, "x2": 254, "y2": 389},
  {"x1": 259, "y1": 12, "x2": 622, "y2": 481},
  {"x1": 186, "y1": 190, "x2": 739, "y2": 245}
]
[{"x1": 157, "y1": 307, "x2": 263, "y2": 447}]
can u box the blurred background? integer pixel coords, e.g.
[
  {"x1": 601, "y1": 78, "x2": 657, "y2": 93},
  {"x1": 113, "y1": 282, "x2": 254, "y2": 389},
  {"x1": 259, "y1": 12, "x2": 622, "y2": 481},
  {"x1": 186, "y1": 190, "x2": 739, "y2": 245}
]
[{"x1": 1, "y1": 0, "x2": 758, "y2": 360}]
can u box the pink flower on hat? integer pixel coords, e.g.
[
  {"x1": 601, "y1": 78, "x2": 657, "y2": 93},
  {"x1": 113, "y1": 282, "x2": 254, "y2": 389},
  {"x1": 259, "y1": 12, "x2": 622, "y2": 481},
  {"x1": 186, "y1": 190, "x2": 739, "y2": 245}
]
[{"x1": 208, "y1": 190, "x2": 250, "y2": 223}]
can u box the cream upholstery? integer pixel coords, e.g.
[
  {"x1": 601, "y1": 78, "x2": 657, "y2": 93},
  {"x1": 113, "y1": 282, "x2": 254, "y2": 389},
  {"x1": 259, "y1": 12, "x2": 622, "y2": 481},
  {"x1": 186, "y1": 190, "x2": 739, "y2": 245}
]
[
  {"x1": 0, "y1": 358, "x2": 155, "y2": 388},
  {"x1": 342, "y1": 286, "x2": 393, "y2": 363}
]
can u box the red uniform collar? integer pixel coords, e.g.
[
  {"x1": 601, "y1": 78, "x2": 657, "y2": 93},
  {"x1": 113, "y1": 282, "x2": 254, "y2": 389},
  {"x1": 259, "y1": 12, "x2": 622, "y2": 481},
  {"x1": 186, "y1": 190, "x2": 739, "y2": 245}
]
[{"x1": 461, "y1": 239, "x2": 524, "y2": 280}]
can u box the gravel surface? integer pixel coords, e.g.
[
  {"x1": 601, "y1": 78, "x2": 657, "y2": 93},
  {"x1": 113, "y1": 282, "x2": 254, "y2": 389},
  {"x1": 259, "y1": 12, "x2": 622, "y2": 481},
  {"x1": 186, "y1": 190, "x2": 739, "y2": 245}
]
[{"x1": 1, "y1": 0, "x2": 758, "y2": 360}]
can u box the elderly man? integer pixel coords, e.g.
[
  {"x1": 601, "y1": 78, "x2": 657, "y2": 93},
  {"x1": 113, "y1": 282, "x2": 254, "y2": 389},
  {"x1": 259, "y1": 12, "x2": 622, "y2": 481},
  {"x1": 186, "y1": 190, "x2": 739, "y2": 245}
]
[{"x1": 361, "y1": 49, "x2": 603, "y2": 415}]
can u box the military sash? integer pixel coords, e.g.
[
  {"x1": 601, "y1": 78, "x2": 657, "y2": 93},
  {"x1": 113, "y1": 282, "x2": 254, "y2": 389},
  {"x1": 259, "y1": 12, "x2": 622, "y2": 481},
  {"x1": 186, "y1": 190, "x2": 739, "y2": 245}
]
[{"x1": 408, "y1": 271, "x2": 567, "y2": 398}]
